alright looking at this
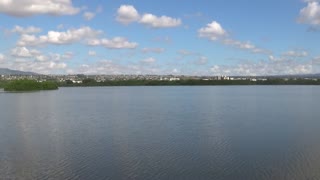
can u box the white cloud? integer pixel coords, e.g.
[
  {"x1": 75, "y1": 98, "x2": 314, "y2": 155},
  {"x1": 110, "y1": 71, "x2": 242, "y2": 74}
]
[
  {"x1": 35, "y1": 55, "x2": 48, "y2": 62},
  {"x1": 49, "y1": 61, "x2": 67, "y2": 69},
  {"x1": 88, "y1": 50, "x2": 97, "y2": 56},
  {"x1": 116, "y1": 5, "x2": 182, "y2": 28},
  {"x1": 20, "y1": 28, "x2": 136, "y2": 50},
  {"x1": 17, "y1": 34, "x2": 44, "y2": 46},
  {"x1": 312, "y1": 56, "x2": 320, "y2": 64},
  {"x1": 223, "y1": 39, "x2": 271, "y2": 54},
  {"x1": 184, "y1": 12, "x2": 203, "y2": 19},
  {"x1": 195, "y1": 56, "x2": 208, "y2": 65},
  {"x1": 0, "y1": 54, "x2": 5, "y2": 62},
  {"x1": 297, "y1": 1, "x2": 320, "y2": 25},
  {"x1": 269, "y1": 55, "x2": 293, "y2": 62},
  {"x1": 57, "y1": 24, "x2": 65, "y2": 30},
  {"x1": 116, "y1": 5, "x2": 140, "y2": 24},
  {"x1": 172, "y1": 68, "x2": 180, "y2": 74},
  {"x1": 9, "y1": 45, "x2": 74, "y2": 63},
  {"x1": 141, "y1": 47, "x2": 165, "y2": 53},
  {"x1": 71, "y1": 59, "x2": 162, "y2": 75},
  {"x1": 36, "y1": 52, "x2": 73, "y2": 62},
  {"x1": 153, "y1": 36, "x2": 172, "y2": 43},
  {"x1": 17, "y1": 26, "x2": 102, "y2": 46},
  {"x1": 198, "y1": 21, "x2": 227, "y2": 40},
  {"x1": 282, "y1": 50, "x2": 308, "y2": 57},
  {"x1": 83, "y1": 12, "x2": 95, "y2": 21},
  {"x1": 5, "y1": 48, "x2": 78, "y2": 73},
  {"x1": 11, "y1": 25, "x2": 41, "y2": 34},
  {"x1": 62, "y1": 51, "x2": 73, "y2": 59},
  {"x1": 199, "y1": 20, "x2": 271, "y2": 54},
  {"x1": 140, "y1": 57, "x2": 156, "y2": 64},
  {"x1": 88, "y1": 37, "x2": 138, "y2": 49},
  {"x1": 3, "y1": 58, "x2": 68, "y2": 74},
  {"x1": 268, "y1": 50, "x2": 309, "y2": 62},
  {"x1": 96, "y1": 6, "x2": 103, "y2": 13},
  {"x1": 178, "y1": 49, "x2": 194, "y2": 56},
  {"x1": 176, "y1": 50, "x2": 205, "y2": 61},
  {"x1": 0, "y1": 0, "x2": 80, "y2": 17},
  {"x1": 11, "y1": 47, "x2": 40, "y2": 57},
  {"x1": 139, "y1": 13, "x2": 182, "y2": 28},
  {"x1": 210, "y1": 59, "x2": 315, "y2": 76}
]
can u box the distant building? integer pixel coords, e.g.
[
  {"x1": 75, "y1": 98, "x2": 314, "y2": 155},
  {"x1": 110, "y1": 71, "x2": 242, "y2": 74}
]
[
  {"x1": 169, "y1": 77, "x2": 180, "y2": 81},
  {"x1": 72, "y1": 80, "x2": 82, "y2": 84},
  {"x1": 223, "y1": 76, "x2": 230, "y2": 80}
]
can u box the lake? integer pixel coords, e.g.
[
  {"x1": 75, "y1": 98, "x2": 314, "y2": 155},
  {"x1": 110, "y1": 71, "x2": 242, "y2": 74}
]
[{"x1": 1, "y1": 86, "x2": 320, "y2": 180}]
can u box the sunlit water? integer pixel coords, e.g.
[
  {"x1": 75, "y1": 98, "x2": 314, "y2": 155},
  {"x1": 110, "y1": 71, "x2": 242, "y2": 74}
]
[{"x1": 1, "y1": 86, "x2": 320, "y2": 180}]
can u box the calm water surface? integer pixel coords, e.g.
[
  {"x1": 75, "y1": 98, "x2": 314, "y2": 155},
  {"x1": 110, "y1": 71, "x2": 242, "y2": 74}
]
[{"x1": 1, "y1": 86, "x2": 320, "y2": 180}]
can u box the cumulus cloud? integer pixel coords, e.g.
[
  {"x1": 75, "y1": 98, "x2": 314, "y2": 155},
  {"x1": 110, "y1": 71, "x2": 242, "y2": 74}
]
[
  {"x1": 268, "y1": 55, "x2": 282, "y2": 62},
  {"x1": 49, "y1": 61, "x2": 67, "y2": 69},
  {"x1": 210, "y1": 58, "x2": 315, "y2": 76},
  {"x1": 47, "y1": 52, "x2": 74, "y2": 61},
  {"x1": 176, "y1": 49, "x2": 205, "y2": 61},
  {"x1": 297, "y1": 1, "x2": 320, "y2": 25},
  {"x1": 87, "y1": 37, "x2": 138, "y2": 49},
  {"x1": 195, "y1": 56, "x2": 208, "y2": 65},
  {"x1": 312, "y1": 56, "x2": 320, "y2": 64},
  {"x1": 11, "y1": 46, "x2": 41, "y2": 57},
  {"x1": 141, "y1": 47, "x2": 165, "y2": 53},
  {"x1": 178, "y1": 49, "x2": 195, "y2": 56},
  {"x1": 88, "y1": 50, "x2": 97, "y2": 56},
  {"x1": 139, "y1": 14, "x2": 182, "y2": 28},
  {"x1": 11, "y1": 25, "x2": 41, "y2": 34},
  {"x1": 8, "y1": 44, "x2": 74, "y2": 65},
  {"x1": 34, "y1": 52, "x2": 72, "y2": 62},
  {"x1": 198, "y1": 21, "x2": 227, "y2": 40},
  {"x1": 14, "y1": 26, "x2": 138, "y2": 49},
  {"x1": 0, "y1": 54, "x2": 5, "y2": 62},
  {"x1": 3, "y1": 58, "x2": 68, "y2": 74},
  {"x1": 96, "y1": 6, "x2": 103, "y2": 13},
  {"x1": 83, "y1": 12, "x2": 95, "y2": 21},
  {"x1": 0, "y1": 0, "x2": 80, "y2": 17},
  {"x1": 153, "y1": 36, "x2": 172, "y2": 43},
  {"x1": 140, "y1": 57, "x2": 156, "y2": 64},
  {"x1": 63, "y1": 51, "x2": 73, "y2": 59},
  {"x1": 17, "y1": 34, "x2": 43, "y2": 46},
  {"x1": 75, "y1": 60, "x2": 122, "y2": 74},
  {"x1": 199, "y1": 20, "x2": 271, "y2": 54},
  {"x1": 17, "y1": 26, "x2": 102, "y2": 46},
  {"x1": 2, "y1": 48, "x2": 79, "y2": 73},
  {"x1": 172, "y1": 68, "x2": 180, "y2": 74},
  {"x1": 282, "y1": 50, "x2": 308, "y2": 57},
  {"x1": 35, "y1": 55, "x2": 48, "y2": 62},
  {"x1": 222, "y1": 39, "x2": 271, "y2": 54},
  {"x1": 71, "y1": 60, "x2": 162, "y2": 75},
  {"x1": 116, "y1": 5, "x2": 182, "y2": 28},
  {"x1": 116, "y1": 5, "x2": 140, "y2": 24}
]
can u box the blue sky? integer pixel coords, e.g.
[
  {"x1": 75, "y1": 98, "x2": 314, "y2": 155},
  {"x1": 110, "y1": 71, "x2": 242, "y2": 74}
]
[{"x1": 0, "y1": 0, "x2": 319, "y2": 75}]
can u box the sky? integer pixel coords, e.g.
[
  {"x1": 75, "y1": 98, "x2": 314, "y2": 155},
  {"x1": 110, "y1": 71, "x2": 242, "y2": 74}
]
[{"x1": 0, "y1": 0, "x2": 320, "y2": 76}]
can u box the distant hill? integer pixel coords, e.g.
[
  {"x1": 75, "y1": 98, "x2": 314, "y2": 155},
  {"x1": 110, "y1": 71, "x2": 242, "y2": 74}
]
[{"x1": 0, "y1": 68, "x2": 38, "y2": 75}]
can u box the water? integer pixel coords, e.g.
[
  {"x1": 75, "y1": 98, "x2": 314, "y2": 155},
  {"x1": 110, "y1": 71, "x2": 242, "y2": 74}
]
[{"x1": 1, "y1": 86, "x2": 320, "y2": 180}]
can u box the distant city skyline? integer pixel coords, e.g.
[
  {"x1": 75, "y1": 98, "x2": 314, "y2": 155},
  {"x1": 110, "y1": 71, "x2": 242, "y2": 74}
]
[{"x1": 0, "y1": 0, "x2": 320, "y2": 76}]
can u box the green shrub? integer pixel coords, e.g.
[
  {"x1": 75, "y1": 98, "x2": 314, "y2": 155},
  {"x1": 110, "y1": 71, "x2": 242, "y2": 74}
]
[{"x1": 4, "y1": 80, "x2": 58, "y2": 91}]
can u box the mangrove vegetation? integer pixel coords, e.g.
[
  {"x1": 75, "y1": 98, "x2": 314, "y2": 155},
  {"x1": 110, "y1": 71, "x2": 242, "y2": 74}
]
[
  {"x1": 58, "y1": 78, "x2": 320, "y2": 87},
  {"x1": 4, "y1": 80, "x2": 58, "y2": 91}
]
